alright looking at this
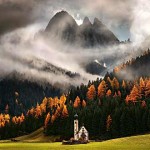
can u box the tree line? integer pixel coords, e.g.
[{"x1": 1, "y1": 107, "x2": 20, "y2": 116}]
[{"x1": 0, "y1": 74, "x2": 150, "y2": 140}]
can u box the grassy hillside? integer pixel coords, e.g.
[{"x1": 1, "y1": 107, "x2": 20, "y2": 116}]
[
  {"x1": 0, "y1": 127, "x2": 59, "y2": 143},
  {"x1": 16, "y1": 127, "x2": 61, "y2": 143},
  {"x1": 0, "y1": 134, "x2": 150, "y2": 150}
]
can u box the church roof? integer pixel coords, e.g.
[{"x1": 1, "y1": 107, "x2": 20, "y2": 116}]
[{"x1": 78, "y1": 126, "x2": 88, "y2": 133}]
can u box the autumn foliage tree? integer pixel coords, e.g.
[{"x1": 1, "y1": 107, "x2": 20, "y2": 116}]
[
  {"x1": 86, "y1": 84, "x2": 96, "y2": 100},
  {"x1": 106, "y1": 89, "x2": 112, "y2": 97},
  {"x1": 108, "y1": 77, "x2": 119, "y2": 90},
  {"x1": 145, "y1": 80, "x2": 150, "y2": 97},
  {"x1": 35, "y1": 103, "x2": 42, "y2": 118},
  {"x1": 139, "y1": 77, "x2": 146, "y2": 97},
  {"x1": 2, "y1": 74, "x2": 150, "y2": 140},
  {"x1": 0, "y1": 114, "x2": 10, "y2": 128},
  {"x1": 62, "y1": 105, "x2": 69, "y2": 118},
  {"x1": 126, "y1": 85, "x2": 141, "y2": 103},
  {"x1": 98, "y1": 80, "x2": 107, "y2": 98},
  {"x1": 44, "y1": 113, "x2": 50, "y2": 128},
  {"x1": 112, "y1": 77, "x2": 120, "y2": 90},
  {"x1": 12, "y1": 113, "x2": 25, "y2": 125},
  {"x1": 73, "y1": 96, "x2": 81, "y2": 108},
  {"x1": 51, "y1": 115, "x2": 56, "y2": 124}
]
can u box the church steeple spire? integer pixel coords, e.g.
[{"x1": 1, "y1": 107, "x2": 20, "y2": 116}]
[{"x1": 74, "y1": 114, "x2": 79, "y2": 140}]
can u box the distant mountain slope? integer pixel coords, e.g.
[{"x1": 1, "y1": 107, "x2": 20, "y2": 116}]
[
  {"x1": 0, "y1": 58, "x2": 81, "y2": 116},
  {"x1": 114, "y1": 49, "x2": 150, "y2": 79},
  {"x1": 42, "y1": 11, "x2": 119, "y2": 75},
  {"x1": 78, "y1": 17, "x2": 119, "y2": 47},
  {"x1": 85, "y1": 60, "x2": 107, "y2": 75},
  {"x1": 0, "y1": 74, "x2": 61, "y2": 116},
  {"x1": 44, "y1": 11, "x2": 119, "y2": 47},
  {"x1": 27, "y1": 57, "x2": 80, "y2": 78}
]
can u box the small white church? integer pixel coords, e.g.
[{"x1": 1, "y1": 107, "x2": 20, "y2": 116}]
[{"x1": 74, "y1": 114, "x2": 89, "y2": 141}]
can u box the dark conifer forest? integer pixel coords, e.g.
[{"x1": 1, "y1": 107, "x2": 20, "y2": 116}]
[{"x1": 1, "y1": 63, "x2": 150, "y2": 140}]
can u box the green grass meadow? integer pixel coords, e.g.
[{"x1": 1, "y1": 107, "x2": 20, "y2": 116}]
[{"x1": 0, "y1": 134, "x2": 150, "y2": 150}]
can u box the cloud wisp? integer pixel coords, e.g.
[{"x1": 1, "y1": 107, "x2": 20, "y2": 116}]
[{"x1": 0, "y1": 0, "x2": 150, "y2": 86}]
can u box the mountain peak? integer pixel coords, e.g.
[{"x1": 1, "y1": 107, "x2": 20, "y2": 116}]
[
  {"x1": 44, "y1": 11, "x2": 78, "y2": 42},
  {"x1": 83, "y1": 17, "x2": 91, "y2": 25},
  {"x1": 54, "y1": 10, "x2": 69, "y2": 18},
  {"x1": 93, "y1": 17, "x2": 102, "y2": 26},
  {"x1": 44, "y1": 11, "x2": 119, "y2": 46},
  {"x1": 46, "y1": 10, "x2": 76, "y2": 28}
]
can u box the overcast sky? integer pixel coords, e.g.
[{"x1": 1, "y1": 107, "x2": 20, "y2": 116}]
[
  {"x1": 0, "y1": 0, "x2": 150, "y2": 85},
  {"x1": 0, "y1": 0, "x2": 135, "y2": 41}
]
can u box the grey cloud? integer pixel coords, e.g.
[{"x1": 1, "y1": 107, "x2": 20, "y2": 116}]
[
  {"x1": 0, "y1": 0, "x2": 133, "y2": 40},
  {"x1": 0, "y1": 0, "x2": 34, "y2": 35},
  {"x1": 0, "y1": 0, "x2": 150, "y2": 88},
  {"x1": 0, "y1": 23, "x2": 101, "y2": 87}
]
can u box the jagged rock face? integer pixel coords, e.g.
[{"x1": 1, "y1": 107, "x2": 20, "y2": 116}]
[
  {"x1": 78, "y1": 17, "x2": 93, "y2": 47},
  {"x1": 44, "y1": 11, "x2": 119, "y2": 47},
  {"x1": 45, "y1": 11, "x2": 78, "y2": 42},
  {"x1": 82, "y1": 17, "x2": 92, "y2": 26},
  {"x1": 78, "y1": 17, "x2": 119, "y2": 47},
  {"x1": 92, "y1": 18, "x2": 119, "y2": 45},
  {"x1": 85, "y1": 60, "x2": 107, "y2": 76}
]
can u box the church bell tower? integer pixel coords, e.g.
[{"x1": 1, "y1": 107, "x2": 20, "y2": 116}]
[{"x1": 74, "y1": 114, "x2": 79, "y2": 140}]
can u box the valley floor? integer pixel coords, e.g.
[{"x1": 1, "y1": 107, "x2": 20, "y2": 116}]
[{"x1": 0, "y1": 134, "x2": 150, "y2": 150}]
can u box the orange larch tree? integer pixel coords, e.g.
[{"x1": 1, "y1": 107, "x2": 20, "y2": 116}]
[
  {"x1": 139, "y1": 77, "x2": 145, "y2": 90},
  {"x1": 20, "y1": 113, "x2": 25, "y2": 122},
  {"x1": 139, "y1": 77, "x2": 146, "y2": 97},
  {"x1": 42, "y1": 97, "x2": 48, "y2": 106},
  {"x1": 145, "y1": 80, "x2": 150, "y2": 97},
  {"x1": 27, "y1": 107, "x2": 35, "y2": 116},
  {"x1": 62, "y1": 105, "x2": 69, "y2": 118},
  {"x1": 86, "y1": 84, "x2": 96, "y2": 100},
  {"x1": 40, "y1": 103, "x2": 46, "y2": 114},
  {"x1": 48, "y1": 97, "x2": 54, "y2": 108},
  {"x1": 0, "y1": 114, "x2": 10, "y2": 128},
  {"x1": 98, "y1": 80, "x2": 107, "y2": 98},
  {"x1": 73, "y1": 96, "x2": 81, "y2": 108},
  {"x1": 51, "y1": 115, "x2": 56, "y2": 124},
  {"x1": 45, "y1": 113, "x2": 51, "y2": 127},
  {"x1": 12, "y1": 114, "x2": 25, "y2": 125},
  {"x1": 4, "y1": 114, "x2": 10, "y2": 123},
  {"x1": 35, "y1": 103, "x2": 42, "y2": 118},
  {"x1": 60, "y1": 95, "x2": 67, "y2": 109},
  {"x1": 106, "y1": 89, "x2": 112, "y2": 97},
  {"x1": 54, "y1": 97, "x2": 59, "y2": 107},
  {"x1": 54, "y1": 105, "x2": 61, "y2": 118},
  {"x1": 126, "y1": 85, "x2": 141, "y2": 103},
  {"x1": 112, "y1": 77, "x2": 120, "y2": 90},
  {"x1": 0, "y1": 114, "x2": 5, "y2": 128}
]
